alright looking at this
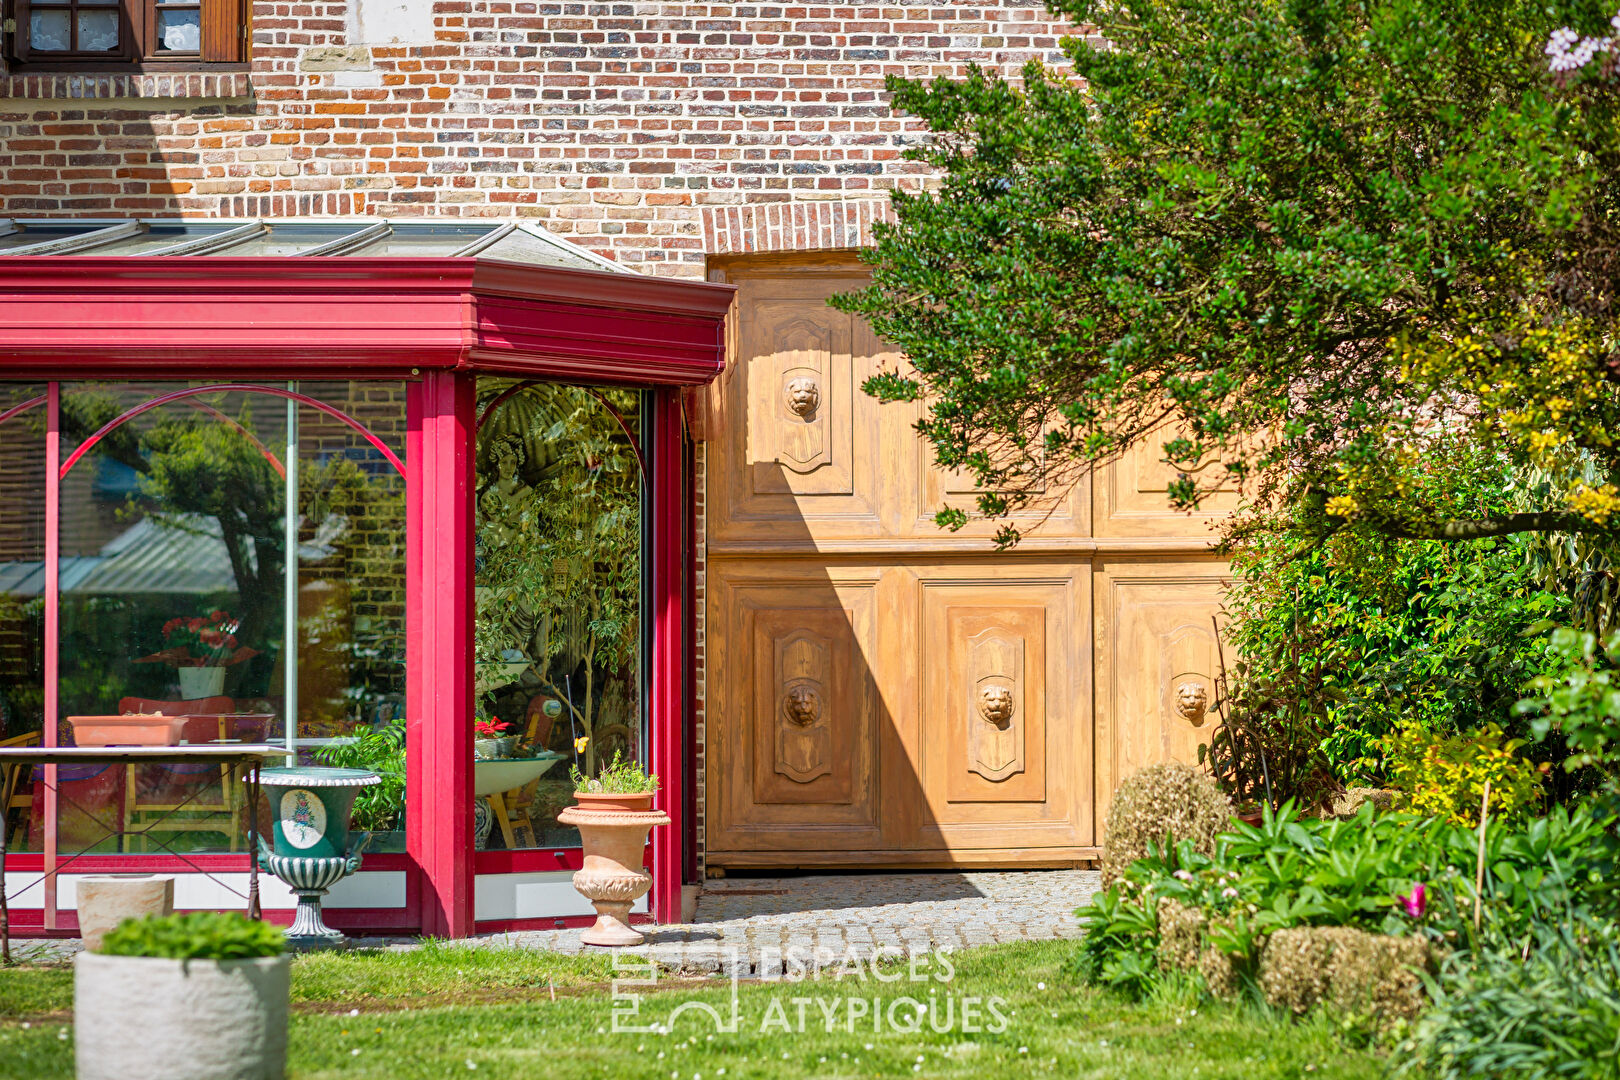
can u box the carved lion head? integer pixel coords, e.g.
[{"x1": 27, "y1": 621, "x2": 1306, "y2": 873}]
[
  {"x1": 783, "y1": 684, "x2": 821, "y2": 726},
  {"x1": 1175, "y1": 681, "x2": 1209, "y2": 724},
  {"x1": 784, "y1": 377, "x2": 821, "y2": 417},
  {"x1": 978, "y1": 684, "x2": 1015, "y2": 727}
]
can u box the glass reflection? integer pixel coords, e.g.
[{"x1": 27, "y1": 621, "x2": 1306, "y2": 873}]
[{"x1": 474, "y1": 382, "x2": 645, "y2": 850}]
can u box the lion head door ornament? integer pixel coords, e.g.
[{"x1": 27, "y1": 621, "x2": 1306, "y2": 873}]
[
  {"x1": 782, "y1": 683, "x2": 822, "y2": 727},
  {"x1": 978, "y1": 683, "x2": 1015, "y2": 729},
  {"x1": 1174, "y1": 680, "x2": 1210, "y2": 726},
  {"x1": 784, "y1": 377, "x2": 821, "y2": 419}
]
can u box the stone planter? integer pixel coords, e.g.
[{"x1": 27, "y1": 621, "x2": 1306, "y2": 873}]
[
  {"x1": 74, "y1": 874, "x2": 174, "y2": 952},
  {"x1": 178, "y1": 665, "x2": 227, "y2": 700},
  {"x1": 557, "y1": 795, "x2": 668, "y2": 946},
  {"x1": 74, "y1": 952, "x2": 290, "y2": 1080},
  {"x1": 256, "y1": 766, "x2": 379, "y2": 949}
]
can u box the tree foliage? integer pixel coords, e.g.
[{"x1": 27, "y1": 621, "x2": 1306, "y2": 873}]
[{"x1": 835, "y1": 0, "x2": 1620, "y2": 548}]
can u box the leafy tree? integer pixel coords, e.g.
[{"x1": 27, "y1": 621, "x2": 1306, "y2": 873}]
[{"x1": 836, "y1": 0, "x2": 1620, "y2": 550}]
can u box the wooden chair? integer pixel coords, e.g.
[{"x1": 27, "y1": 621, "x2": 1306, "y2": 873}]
[
  {"x1": 0, "y1": 730, "x2": 40, "y2": 849},
  {"x1": 117, "y1": 696, "x2": 243, "y2": 852}
]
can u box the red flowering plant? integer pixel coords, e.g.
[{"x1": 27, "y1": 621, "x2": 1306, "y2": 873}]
[
  {"x1": 137, "y1": 609, "x2": 259, "y2": 669},
  {"x1": 474, "y1": 718, "x2": 512, "y2": 739}
]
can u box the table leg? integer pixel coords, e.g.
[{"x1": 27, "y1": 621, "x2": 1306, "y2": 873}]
[
  {"x1": 246, "y1": 764, "x2": 261, "y2": 921},
  {"x1": 1, "y1": 787, "x2": 10, "y2": 965}
]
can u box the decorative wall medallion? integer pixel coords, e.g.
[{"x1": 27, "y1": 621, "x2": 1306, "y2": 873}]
[
  {"x1": 782, "y1": 683, "x2": 821, "y2": 727},
  {"x1": 279, "y1": 789, "x2": 326, "y2": 850},
  {"x1": 978, "y1": 684, "x2": 1014, "y2": 728},
  {"x1": 1174, "y1": 680, "x2": 1209, "y2": 725},
  {"x1": 784, "y1": 377, "x2": 821, "y2": 418},
  {"x1": 774, "y1": 630, "x2": 832, "y2": 784},
  {"x1": 967, "y1": 628, "x2": 1025, "y2": 782}
]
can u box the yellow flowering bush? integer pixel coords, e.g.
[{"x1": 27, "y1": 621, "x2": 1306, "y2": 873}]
[{"x1": 1381, "y1": 722, "x2": 1543, "y2": 825}]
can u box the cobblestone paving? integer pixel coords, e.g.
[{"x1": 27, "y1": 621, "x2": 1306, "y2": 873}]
[
  {"x1": 5, "y1": 870, "x2": 1100, "y2": 976},
  {"x1": 494, "y1": 870, "x2": 1100, "y2": 976}
]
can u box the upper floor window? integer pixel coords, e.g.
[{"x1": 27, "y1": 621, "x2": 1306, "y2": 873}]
[{"x1": 13, "y1": 0, "x2": 246, "y2": 64}]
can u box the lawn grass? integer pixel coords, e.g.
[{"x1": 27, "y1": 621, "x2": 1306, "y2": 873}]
[{"x1": 0, "y1": 940, "x2": 1382, "y2": 1079}]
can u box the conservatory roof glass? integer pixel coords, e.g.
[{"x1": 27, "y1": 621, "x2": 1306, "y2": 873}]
[{"x1": 0, "y1": 218, "x2": 624, "y2": 273}]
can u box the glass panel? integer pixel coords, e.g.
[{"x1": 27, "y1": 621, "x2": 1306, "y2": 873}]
[
  {"x1": 0, "y1": 386, "x2": 46, "y2": 852},
  {"x1": 155, "y1": 7, "x2": 200, "y2": 51},
  {"x1": 474, "y1": 381, "x2": 646, "y2": 850},
  {"x1": 29, "y1": 9, "x2": 71, "y2": 51},
  {"x1": 76, "y1": 9, "x2": 119, "y2": 51},
  {"x1": 49, "y1": 383, "x2": 407, "y2": 856},
  {"x1": 56, "y1": 384, "x2": 289, "y2": 855},
  {"x1": 292, "y1": 382, "x2": 408, "y2": 852}
]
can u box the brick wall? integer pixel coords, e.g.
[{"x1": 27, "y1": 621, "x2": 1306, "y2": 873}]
[{"x1": 0, "y1": 1, "x2": 1089, "y2": 273}]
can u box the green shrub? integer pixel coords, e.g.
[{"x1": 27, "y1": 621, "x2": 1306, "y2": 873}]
[
  {"x1": 97, "y1": 911, "x2": 285, "y2": 960},
  {"x1": 315, "y1": 716, "x2": 405, "y2": 832},
  {"x1": 1519, "y1": 629, "x2": 1620, "y2": 796},
  {"x1": 1396, "y1": 911, "x2": 1620, "y2": 1080},
  {"x1": 1258, "y1": 926, "x2": 1431, "y2": 1028},
  {"x1": 1382, "y1": 722, "x2": 1544, "y2": 826},
  {"x1": 1101, "y1": 762, "x2": 1232, "y2": 887},
  {"x1": 1075, "y1": 801, "x2": 1616, "y2": 1002},
  {"x1": 1223, "y1": 462, "x2": 1568, "y2": 783}
]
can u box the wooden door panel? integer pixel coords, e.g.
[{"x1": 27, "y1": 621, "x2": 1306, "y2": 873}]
[
  {"x1": 709, "y1": 267, "x2": 894, "y2": 544},
  {"x1": 913, "y1": 570, "x2": 1092, "y2": 849},
  {"x1": 1093, "y1": 559, "x2": 1228, "y2": 829},
  {"x1": 707, "y1": 565, "x2": 886, "y2": 852},
  {"x1": 1094, "y1": 435, "x2": 1241, "y2": 538}
]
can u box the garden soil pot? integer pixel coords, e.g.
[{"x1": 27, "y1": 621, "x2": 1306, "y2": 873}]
[
  {"x1": 571, "y1": 791, "x2": 656, "y2": 814},
  {"x1": 74, "y1": 952, "x2": 289, "y2": 1080},
  {"x1": 74, "y1": 874, "x2": 174, "y2": 952},
  {"x1": 178, "y1": 666, "x2": 227, "y2": 700}
]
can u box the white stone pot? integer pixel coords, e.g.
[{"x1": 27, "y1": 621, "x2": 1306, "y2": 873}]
[
  {"x1": 74, "y1": 874, "x2": 174, "y2": 953},
  {"x1": 74, "y1": 952, "x2": 289, "y2": 1080}
]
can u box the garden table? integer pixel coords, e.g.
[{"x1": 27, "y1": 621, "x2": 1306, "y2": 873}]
[{"x1": 0, "y1": 744, "x2": 293, "y2": 963}]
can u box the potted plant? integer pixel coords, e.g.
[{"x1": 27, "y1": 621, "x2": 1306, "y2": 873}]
[
  {"x1": 315, "y1": 717, "x2": 406, "y2": 850},
  {"x1": 136, "y1": 608, "x2": 259, "y2": 700},
  {"x1": 74, "y1": 910, "x2": 288, "y2": 1080},
  {"x1": 557, "y1": 749, "x2": 667, "y2": 946},
  {"x1": 474, "y1": 716, "x2": 516, "y2": 760}
]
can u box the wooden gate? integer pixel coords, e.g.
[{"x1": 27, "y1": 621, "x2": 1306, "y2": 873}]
[{"x1": 702, "y1": 252, "x2": 1235, "y2": 868}]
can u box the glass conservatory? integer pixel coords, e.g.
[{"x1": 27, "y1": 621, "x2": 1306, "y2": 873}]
[{"x1": 0, "y1": 219, "x2": 732, "y2": 937}]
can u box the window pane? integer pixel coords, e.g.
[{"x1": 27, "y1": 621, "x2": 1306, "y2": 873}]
[
  {"x1": 29, "y1": 9, "x2": 71, "y2": 51},
  {"x1": 0, "y1": 386, "x2": 45, "y2": 853},
  {"x1": 291, "y1": 382, "x2": 408, "y2": 852},
  {"x1": 57, "y1": 384, "x2": 289, "y2": 856},
  {"x1": 77, "y1": 9, "x2": 119, "y2": 51},
  {"x1": 474, "y1": 382, "x2": 646, "y2": 851},
  {"x1": 155, "y1": 8, "x2": 200, "y2": 51}
]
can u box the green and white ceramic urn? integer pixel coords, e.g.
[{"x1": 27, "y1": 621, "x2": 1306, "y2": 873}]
[{"x1": 256, "y1": 766, "x2": 379, "y2": 949}]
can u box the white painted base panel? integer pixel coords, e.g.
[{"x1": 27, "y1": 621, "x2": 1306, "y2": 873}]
[
  {"x1": 4, "y1": 870, "x2": 407, "y2": 912},
  {"x1": 474, "y1": 871, "x2": 647, "y2": 922}
]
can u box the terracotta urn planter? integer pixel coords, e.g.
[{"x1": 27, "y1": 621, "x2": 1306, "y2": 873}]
[{"x1": 557, "y1": 795, "x2": 669, "y2": 946}]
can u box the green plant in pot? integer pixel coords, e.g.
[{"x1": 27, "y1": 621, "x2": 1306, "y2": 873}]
[
  {"x1": 560, "y1": 747, "x2": 666, "y2": 947},
  {"x1": 315, "y1": 716, "x2": 405, "y2": 844},
  {"x1": 75, "y1": 911, "x2": 288, "y2": 1080}
]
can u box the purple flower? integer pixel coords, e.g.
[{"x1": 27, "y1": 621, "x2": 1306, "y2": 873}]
[{"x1": 1398, "y1": 883, "x2": 1427, "y2": 919}]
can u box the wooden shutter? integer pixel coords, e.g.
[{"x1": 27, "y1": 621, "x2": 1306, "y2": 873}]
[{"x1": 198, "y1": 0, "x2": 242, "y2": 61}]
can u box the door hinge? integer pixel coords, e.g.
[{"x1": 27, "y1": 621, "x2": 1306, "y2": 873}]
[{"x1": 2, "y1": 18, "x2": 16, "y2": 34}]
